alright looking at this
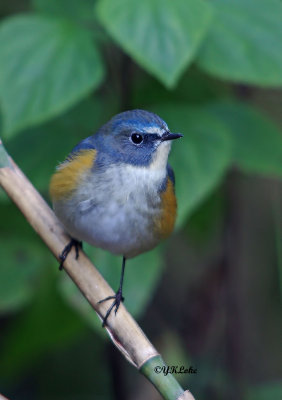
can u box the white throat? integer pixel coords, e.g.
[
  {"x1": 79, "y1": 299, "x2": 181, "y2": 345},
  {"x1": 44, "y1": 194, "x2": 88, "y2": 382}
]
[{"x1": 150, "y1": 141, "x2": 171, "y2": 171}]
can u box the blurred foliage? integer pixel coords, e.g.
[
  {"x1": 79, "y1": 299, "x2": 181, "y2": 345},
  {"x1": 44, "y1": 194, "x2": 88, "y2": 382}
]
[
  {"x1": 196, "y1": 0, "x2": 282, "y2": 86},
  {"x1": 96, "y1": 0, "x2": 213, "y2": 87},
  {"x1": 0, "y1": 0, "x2": 282, "y2": 399}
]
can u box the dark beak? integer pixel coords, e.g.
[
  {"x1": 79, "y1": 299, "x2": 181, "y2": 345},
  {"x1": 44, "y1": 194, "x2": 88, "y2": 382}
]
[{"x1": 161, "y1": 131, "x2": 183, "y2": 141}]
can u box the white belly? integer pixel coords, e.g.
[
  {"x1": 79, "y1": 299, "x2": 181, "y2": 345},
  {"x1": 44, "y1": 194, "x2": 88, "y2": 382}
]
[{"x1": 53, "y1": 163, "x2": 166, "y2": 258}]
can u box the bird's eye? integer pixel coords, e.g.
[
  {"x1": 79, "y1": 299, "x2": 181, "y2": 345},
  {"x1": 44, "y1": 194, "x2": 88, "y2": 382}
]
[{"x1": 131, "y1": 133, "x2": 143, "y2": 145}]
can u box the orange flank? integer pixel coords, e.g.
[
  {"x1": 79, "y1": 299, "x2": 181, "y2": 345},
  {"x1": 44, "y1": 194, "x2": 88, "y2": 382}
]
[
  {"x1": 49, "y1": 149, "x2": 96, "y2": 201},
  {"x1": 155, "y1": 178, "x2": 177, "y2": 238}
]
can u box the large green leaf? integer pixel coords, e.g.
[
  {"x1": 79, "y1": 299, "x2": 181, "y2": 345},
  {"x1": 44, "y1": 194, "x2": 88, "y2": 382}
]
[
  {"x1": 197, "y1": 0, "x2": 282, "y2": 86},
  {"x1": 32, "y1": 0, "x2": 97, "y2": 22},
  {"x1": 204, "y1": 101, "x2": 282, "y2": 177},
  {"x1": 153, "y1": 104, "x2": 232, "y2": 225},
  {"x1": 96, "y1": 0, "x2": 213, "y2": 88},
  {"x1": 0, "y1": 15, "x2": 104, "y2": 136}
]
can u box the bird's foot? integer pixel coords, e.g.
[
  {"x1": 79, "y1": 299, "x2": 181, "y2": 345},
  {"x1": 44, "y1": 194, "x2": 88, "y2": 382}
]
[
  {"x1": 59, "y1": 239, "x2": 82, "y2": 270},
  {"x1": 98, "y1": 288, "x2": 124, "y2": 327}
]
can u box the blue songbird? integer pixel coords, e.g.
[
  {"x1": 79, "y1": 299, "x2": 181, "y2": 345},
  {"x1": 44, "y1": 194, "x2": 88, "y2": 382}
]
[{"x1": 49, "y1": 109, "x2": 182, "y2": 326}]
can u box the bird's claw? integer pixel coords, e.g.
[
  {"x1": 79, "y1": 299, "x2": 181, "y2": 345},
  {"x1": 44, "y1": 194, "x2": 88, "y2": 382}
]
[
  {"x1": 98, "y1": 289, "x2": 124, "y2": 327},
  {"x1": 59, "y1": 239, "x2": 82, "y2": 270}
]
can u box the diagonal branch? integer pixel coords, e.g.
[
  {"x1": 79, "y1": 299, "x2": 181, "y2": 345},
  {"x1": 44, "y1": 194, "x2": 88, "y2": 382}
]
[{"x1": 0, "y1": 140, "x2": 195, "y2": 400}]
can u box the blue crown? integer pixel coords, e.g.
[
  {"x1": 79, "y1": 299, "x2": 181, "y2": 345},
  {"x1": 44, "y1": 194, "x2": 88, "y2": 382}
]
[{"x1": 106, "y1": 109, "x2": 168, "y2": 136}]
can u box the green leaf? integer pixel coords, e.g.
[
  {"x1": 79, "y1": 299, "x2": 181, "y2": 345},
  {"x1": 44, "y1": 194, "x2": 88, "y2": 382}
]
[
  {"x1": 196, "y1": 0, "x2": 282, "y2": 86},
  {"x1": 32, "y1": 0, "x2": 97, "y2": 23},
  {"x1": 153, "y1": 104, "x2": 232, "y2": 225},
  {"x1": 59, "y1": 245, "x2": 164, "y2": 332},
  {"x1": 0, "y1": 14, "x2": 104, "y2": 137},
  {"x1": 204, "y1": 101, "x2": 282, "y2": 177},
  {"x1": 96, "y1": 0, "x2": 213, "y2": 87}
]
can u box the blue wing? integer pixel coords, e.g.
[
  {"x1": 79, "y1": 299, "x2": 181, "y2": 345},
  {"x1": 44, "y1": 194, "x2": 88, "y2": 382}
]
[
  {"x1": 159, "y1": 164, "x2": 175, "y2": 193},
  {"x1": 167, "y1": 163, "x2": 175, "y2": 186},
  {"x1": 71, "y1": 136, "x2": 95, "y2": 154}
]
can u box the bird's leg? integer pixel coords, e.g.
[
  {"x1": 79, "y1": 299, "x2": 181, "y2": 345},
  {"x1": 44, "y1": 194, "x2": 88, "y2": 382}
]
[
  {"x1": 98, "y1": 256, "x2": 126, "y2": 327},
  {"x1": 59, "y1": 239, "x2": 82, "y2": 270}
]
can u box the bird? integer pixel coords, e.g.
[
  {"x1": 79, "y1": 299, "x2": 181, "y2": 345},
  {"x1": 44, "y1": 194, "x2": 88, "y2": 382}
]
[{"x1": 49, "y1": 109, "x2": 182, "y2": 326}]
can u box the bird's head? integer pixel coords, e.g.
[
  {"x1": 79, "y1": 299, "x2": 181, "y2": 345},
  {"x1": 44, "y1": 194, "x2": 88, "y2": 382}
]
[{"x1": 94, "y1": 109, "x2": 182, "y2": 168}]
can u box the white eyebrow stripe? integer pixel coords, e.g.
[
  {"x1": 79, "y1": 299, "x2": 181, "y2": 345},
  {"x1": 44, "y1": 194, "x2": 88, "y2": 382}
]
[{"x1": 145, "y1": 126, "x2": 166, "y2": 135}]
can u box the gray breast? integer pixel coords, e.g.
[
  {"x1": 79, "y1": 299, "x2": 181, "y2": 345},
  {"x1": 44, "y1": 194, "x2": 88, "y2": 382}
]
[{"x1": 54, "y1": 163, "x2": 167, "y2": 258}]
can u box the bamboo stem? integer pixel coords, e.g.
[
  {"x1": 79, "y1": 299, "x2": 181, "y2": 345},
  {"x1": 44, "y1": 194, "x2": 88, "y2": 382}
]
[
  {"x1": 0, "y1": 141, "x2": 196, "y2": 400},
  {"x1": 140, "y1": 356, "x2": 195, "y2": 400}
]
